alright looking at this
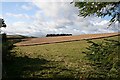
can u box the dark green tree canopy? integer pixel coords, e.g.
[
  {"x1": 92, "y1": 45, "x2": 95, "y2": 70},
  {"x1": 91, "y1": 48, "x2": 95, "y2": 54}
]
[
  {"x1": 0, "y1": 18, "x2": 6, "y2": 34},
  {"x1": 73, "y1": 1, "x2": 120, "y2": 26},
  {"x1": 0, "y1": 18, "x2": 6, "y2": 28}
]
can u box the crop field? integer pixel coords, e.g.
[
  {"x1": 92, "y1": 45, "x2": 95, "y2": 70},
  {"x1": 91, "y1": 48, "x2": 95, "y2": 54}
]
[
  {"x1": 4, "y1": 34, "x2": 119, "y2": 79},
  {"x1": 14, "y1": 32, "x2": 119, "y2": 46}
]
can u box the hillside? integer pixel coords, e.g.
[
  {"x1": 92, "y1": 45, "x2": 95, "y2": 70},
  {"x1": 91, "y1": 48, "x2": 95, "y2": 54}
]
[
  {"x1": 6, "y1": 35, "x2": 119, "y2": 79},
  {"x1": 14, "y1": 32, "x2": 120, "y2": 46},
  {"x1": 7, "y1": 35, "x2": 37, "y2": 39}
]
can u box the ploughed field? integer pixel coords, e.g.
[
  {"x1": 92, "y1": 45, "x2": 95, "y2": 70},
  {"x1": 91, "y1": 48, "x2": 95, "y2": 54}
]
[
  {"x1": 7, "y1": 34, "x2": 119, "y2": 79},
  {"x1": 14, "y1": 32, "x2": 119, "y2": 46}
]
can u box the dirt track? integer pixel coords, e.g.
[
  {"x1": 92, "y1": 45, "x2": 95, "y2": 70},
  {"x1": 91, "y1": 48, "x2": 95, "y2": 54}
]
[{"x1": 14, "y1": 32, "x2": 120, "y2": 46}]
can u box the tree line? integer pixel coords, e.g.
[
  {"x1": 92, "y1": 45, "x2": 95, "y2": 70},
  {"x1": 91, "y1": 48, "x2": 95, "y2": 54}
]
[{"x1": 46, "y1": 34, "x2": 72, "y2": 37}]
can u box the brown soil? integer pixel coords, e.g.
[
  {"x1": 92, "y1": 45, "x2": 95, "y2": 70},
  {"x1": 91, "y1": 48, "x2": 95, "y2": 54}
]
[{"x1": 14, "y1": 32, "x2": 120, "y2": 46}]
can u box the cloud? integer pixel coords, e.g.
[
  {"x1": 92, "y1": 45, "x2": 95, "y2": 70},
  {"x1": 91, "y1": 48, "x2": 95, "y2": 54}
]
[
  {"x1": 1, "y1": 22, "x2": 36, "y2": 36},
  {"x1": 21, "y1": 5, "x2": 32, "y2": 10},
  {"x1": 31, "y1": 1, "x2": 117, "y2": 35},
  {"x1": 21, "y1": 3, "x2": 33, "y2": 10},
  {"x1": 0, "y1": 14, "x2": 2, "y2": 18},
  {"x1": 6, "y1": 13, "x2": 31, "y2": 19},
  {"x1": 93, "y1": 20, "x2": 109, "y2": 26},
  {"x1": 2, "y1": 0, "x2": 33, "y2": 2},
  {"x1": 33, "y1": 1, "x2": 79, "y2": 19},
  {"x1": 2, "y1": 1, "x2": 119, "y2": 37},
  {"x1": 2, "y1": 0, "x2": 73, "y2": 2},
  {"x1": 0, "y1": 15, "x2": 2, "y2": 18}
]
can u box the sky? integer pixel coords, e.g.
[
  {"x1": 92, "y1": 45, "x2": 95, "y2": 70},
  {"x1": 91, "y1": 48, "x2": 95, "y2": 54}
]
[{"x1": 0, "y1": 0, "x2": 119, "y2": 37}]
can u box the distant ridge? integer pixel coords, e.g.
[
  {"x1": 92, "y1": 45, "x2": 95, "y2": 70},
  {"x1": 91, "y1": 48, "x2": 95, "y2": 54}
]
[{"x1": 7, "y1": 35, "x2": 37, "y2": 39}]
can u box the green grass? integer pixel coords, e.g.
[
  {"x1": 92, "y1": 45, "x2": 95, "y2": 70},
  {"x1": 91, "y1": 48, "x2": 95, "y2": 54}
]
[{"x1": 4, "y1": 35, "x2": 119, "y2": 79}]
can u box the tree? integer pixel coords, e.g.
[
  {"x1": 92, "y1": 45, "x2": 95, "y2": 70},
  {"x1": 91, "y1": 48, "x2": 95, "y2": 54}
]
[
  {"x1": 84, "y1": 39, "x2": 120, "y2": 79},
  {"x1": 72, "y1": 1, "x2": 120, "y2": 26},
  {"x1": 0, "y1": 18, "x2": 6, "y2": 28},
  {"x1": 0, "y1": 18, "x2": 7, "y2": 42},
  {"x1": 72, "y1": 1, "x2": 120, "y2": 79}
]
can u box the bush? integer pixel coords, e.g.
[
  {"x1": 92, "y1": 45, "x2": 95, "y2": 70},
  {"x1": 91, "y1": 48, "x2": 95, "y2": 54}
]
[{"x1": 84, "y1": 38, "x2": 120, "y2": 79}]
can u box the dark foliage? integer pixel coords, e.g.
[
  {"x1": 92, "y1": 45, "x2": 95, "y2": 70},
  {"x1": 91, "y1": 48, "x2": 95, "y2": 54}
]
[
  {"x1": 46, "y1": 34, "x2": 72, "y2": 37},
  {"x1": 83, "y1": 38, "x2": 120, "y2": 79},
  {"x1": 2, "y1": 36, "x2": 23, "y2": 79},
  {"x1": 0, "y1": 18, "x2": 6, "y2": 28},
  {"x1": 74, "y1": 2, "x2": 120, "y2": 26}
]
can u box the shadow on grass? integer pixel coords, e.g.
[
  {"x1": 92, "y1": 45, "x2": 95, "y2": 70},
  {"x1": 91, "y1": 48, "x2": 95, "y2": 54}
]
[
  {"x1": 2, "y1": 43, "x2": 77, "y2": 80},
  {"x1": 2, "y1": 36, "x2": 120, "y2": 80},
  {"x1": 3, "y1": 55, "x2": 48, "y2": 79},
  {"x1": 2, "y1": 38, "x2": 82, "y2": 79},
  {"x1": 2, "y1": 35, "x2": 82, "y2": 79},
  {"x1": 2, "y1": 54, "x2": 78, "y2": 80}
]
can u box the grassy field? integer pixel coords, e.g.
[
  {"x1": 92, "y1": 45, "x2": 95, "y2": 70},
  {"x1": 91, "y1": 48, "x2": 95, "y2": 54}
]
[{"x1": 4, "y1": 35, "x2": 119, "y2": 79}]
